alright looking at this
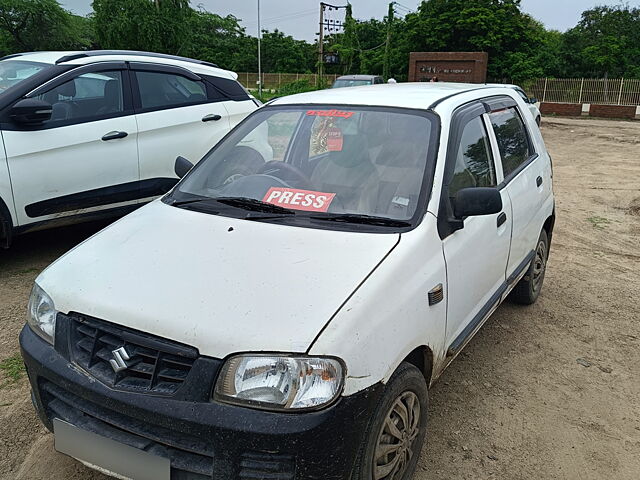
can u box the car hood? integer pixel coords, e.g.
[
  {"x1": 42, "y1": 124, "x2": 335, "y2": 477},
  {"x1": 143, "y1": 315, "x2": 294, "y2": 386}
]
[{"x1": 38, "y1": 201, "x2": 400, "y2": 358}]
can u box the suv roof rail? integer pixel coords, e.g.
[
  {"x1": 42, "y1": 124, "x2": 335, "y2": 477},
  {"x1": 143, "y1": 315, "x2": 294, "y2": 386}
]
[
  {"x1": 55, "y1": 50, "x2": 219, "y2": 69},
  {"x1": 0, "y1": 53, "x2": 24, "y2": 61}
]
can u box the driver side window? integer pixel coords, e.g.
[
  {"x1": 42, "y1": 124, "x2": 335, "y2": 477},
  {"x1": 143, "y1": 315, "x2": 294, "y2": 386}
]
[
  {"x1": 36, "y1": 70, "x2": 124, "y2": 125},
  {"x1": 449, "y1": 116, "x2": 496, "y2": 198}
]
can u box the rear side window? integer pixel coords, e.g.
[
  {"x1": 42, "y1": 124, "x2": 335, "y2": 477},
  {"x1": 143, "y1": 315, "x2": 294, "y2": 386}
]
[
  {"x1": 135, "y1": 71, "x2": 207, "y2": 110},
  {"x1": 489, "y1": 107, "x2": 533, "y2": 177},
  {"x1": 449, "y1": 116, "x2": 496, "y2": 197}
]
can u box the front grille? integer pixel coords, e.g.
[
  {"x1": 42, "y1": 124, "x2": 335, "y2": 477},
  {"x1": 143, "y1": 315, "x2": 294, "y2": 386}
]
[
  {"x1": 239, "y1": 452, "x2": 296, "y2": 480},
  {"x1": 69, "y1": 314, "x2": 198, "y2": 395},
  {"x1": 40, "y1": 380, "x2": 213, "y2": 479}
]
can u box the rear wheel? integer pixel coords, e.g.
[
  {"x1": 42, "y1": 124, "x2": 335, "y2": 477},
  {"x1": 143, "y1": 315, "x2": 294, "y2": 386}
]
[
  {"x1": 352, "y1": 362, "x2": 428, "y2": 480},
  {"x1": 510, "y1": 229, "x2": 549, "y2": 305}
]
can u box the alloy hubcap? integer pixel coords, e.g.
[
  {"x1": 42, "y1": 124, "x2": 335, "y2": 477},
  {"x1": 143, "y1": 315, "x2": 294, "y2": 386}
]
[
  {"x1": 532, "y1": 239, "x2": 547, "y2": 291},
  {"x1": 373, "y1": 391, "x2": 421, "y2": 480}
]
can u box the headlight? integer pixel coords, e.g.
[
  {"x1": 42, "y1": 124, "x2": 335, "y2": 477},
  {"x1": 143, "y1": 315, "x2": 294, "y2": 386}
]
[
  {"x1": 27, "y1": 283, "x2": 57, "y2": 344},
  {"x1": 214, "y1": 355, "x2": 344, "y2": 411}
]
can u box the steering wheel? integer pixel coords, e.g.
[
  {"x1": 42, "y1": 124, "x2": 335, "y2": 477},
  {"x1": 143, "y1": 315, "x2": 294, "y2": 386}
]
[{"x1": 256, "y1": 161, "x2": 313, "y2": 189}]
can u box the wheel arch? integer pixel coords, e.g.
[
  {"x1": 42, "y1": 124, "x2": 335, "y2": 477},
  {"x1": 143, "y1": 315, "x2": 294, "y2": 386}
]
[
  {"x1": 0, "y1": 195, "x2": 13, "y2": 248},
  {"x1": 543, "y1": 209, "x2": 555, "y2": 248},
  {"x1": 402, "y1": 345, "x2": 434, "y2": 388}
]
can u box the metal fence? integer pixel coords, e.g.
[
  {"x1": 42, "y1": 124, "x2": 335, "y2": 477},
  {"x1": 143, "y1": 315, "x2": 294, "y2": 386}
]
[
  {"x1": 237, "y1": 73, "x2": 640, "y2": 106},
  {"x1": 237, "y1": 72, "x2": 340, "y2": 91},
  {"x1": 526, "y1": 78, "x2": 640, "y2": 106}
]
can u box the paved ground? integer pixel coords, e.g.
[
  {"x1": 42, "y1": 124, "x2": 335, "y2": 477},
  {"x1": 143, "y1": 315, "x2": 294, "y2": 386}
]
[{"x1": 1, "y1": 116, "x2": 639, "y2": 479}]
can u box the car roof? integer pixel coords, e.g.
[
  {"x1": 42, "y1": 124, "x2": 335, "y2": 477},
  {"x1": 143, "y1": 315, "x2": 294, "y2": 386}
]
[
  {"x1": 335, "y1": 74, "x2": 381, "y2": 80},
  {"x1": 271, "y1": 82, "x2": 508, "y2": 110},
  {"x1": 0, "y1": 50, "x2": 237, "y2": 80}
]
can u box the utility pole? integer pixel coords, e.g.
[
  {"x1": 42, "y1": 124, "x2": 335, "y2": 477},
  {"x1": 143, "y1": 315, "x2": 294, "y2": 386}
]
[
  {"x1": 384, "y1": 2, "x2": 394, "y2": 80},
  {"x1": 317, "y1": 3, "x2": 349, "y2": 79},
  {"x1": 257, "y1": 0, "x2": 262, "y2": 98},
  {"x1": 318, "y1": 3, "x2": 325, "y2": 78}
]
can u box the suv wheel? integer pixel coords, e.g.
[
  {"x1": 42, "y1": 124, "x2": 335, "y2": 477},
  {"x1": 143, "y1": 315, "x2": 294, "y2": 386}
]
[
  {"x1": 510, "y1": 229, "x2": 549, "y2": 305},
  {"x1": 352, "y1": 362, "x2": 428, "y2": 480}
]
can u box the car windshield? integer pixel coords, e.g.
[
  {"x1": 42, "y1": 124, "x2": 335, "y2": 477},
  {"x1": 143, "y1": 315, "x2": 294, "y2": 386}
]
[
  {"x1": 171, "y1": 105, "x2": 437, "y2": 230},
  {"x1": 332, "y1": 80, "x2": 374, "y2": 88},
  {"x1": 0, "y1": 60, "x2": 48, "y2": 94}
]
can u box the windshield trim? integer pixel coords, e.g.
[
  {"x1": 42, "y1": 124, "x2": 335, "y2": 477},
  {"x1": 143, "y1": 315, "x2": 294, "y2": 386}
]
[{"x1": 165, "y1": 103, "x2": 441, "y2": 234}]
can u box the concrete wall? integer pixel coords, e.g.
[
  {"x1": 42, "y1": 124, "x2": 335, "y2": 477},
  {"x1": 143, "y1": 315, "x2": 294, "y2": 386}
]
[{"x1": 541, "y1": 102, "x2": 640, "y2": 120}]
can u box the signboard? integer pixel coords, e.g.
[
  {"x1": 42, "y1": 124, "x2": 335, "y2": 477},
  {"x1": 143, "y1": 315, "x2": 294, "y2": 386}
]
[{"x1": 408, "y1": 52, "x2": 488, "y2": 83}]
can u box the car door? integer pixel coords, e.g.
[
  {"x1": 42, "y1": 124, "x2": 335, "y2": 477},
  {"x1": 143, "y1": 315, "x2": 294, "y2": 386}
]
[
  {"x1": 439, "y1": 102, "x2": 512, "y2": 356},
  {"x1": 2, "y1": 63, "x2": 139, "y2": 227},
  {"x1": 131, "y1": 64, "x2": 232, "y2": 195},
  {"x1": 486, "y1": 98, "x2": 546, "y2": 279}
]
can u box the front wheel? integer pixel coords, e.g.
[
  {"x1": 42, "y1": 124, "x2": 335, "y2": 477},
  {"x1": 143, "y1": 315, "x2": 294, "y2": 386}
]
[
  {"x1": 510, "y1": 229, "x2": 549, "y2": 305},
  {"x1": 352, "y1": 362, "x2": 428, "y2": 480}
]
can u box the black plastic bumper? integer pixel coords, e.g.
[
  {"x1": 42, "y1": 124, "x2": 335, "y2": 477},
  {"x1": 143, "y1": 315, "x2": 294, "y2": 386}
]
[{"x1": 20, "y1": 325, "x2": 383, "y2": 480}]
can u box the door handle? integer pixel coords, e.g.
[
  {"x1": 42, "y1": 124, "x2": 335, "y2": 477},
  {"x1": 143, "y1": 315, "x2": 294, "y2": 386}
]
[
  {"x1": 536, "y1": 176, "x2": 543, "y2": 187},
  {"x1": 497, "y1": 212, "x2": 507, "y2": 227},
  {"x1": 102, "y1": 131, "x2": 128, "y2": 141},
  {"x1": 202, "y1": 114, "x2": 222, "y2": 122}
]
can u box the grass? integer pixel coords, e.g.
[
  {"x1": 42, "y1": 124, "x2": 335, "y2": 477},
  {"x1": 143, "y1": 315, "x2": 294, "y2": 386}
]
[
  {"x1": 587, "y1": 215, "x2": 611, "y2": 230},
  {"x1": 0, "y1": 354, "x2": 26, "y2": 387}
]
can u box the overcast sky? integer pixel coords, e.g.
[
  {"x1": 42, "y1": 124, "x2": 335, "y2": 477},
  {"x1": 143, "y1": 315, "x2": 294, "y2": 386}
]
[{"x1": 61, "y1": 0, "x2": 640, "y2": 41}]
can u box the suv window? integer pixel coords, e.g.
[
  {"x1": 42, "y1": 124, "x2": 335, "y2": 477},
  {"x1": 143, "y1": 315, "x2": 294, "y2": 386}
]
[
  {"x1": 489, "y1": 107, "x2": 533, "y2": 177},
  {"x1": 135, "y1": 71, "x2": 207, "y2": 110},
  {"x1": 37, "y1": 70, "x2": 124, "y2": 124},
  {"x1": 449, "y1": 116, "x2": 496, "y2": 197}
]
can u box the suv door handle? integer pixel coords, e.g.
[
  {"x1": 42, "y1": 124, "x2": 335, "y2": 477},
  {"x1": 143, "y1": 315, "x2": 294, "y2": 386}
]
[
  {"x1": 202, "y1": 114, "x2": 222, "y2": 122},
  {"x1": 497, "y1": 212, "x2": 507, "y2": 227},
  {"x1": 536, "y1": 176, "x2": 543, "y2": 187},
  {"x1": 102, "y1": 131, "x2": 128, "y2": 141}
]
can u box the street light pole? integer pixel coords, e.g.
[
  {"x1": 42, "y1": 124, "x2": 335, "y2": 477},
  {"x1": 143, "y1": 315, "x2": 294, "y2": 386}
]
[{"x1": 257, "y1": 0, "x2": 262, "y2": 98}]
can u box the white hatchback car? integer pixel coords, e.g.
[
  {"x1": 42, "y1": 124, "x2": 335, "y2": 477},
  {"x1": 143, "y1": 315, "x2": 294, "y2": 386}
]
[
  {"x1": 0, "y1": 50, "x2": 265, "y2": 248},
  {"x1": 21, "y1": 83, "x2": 555, "y2": 480}
]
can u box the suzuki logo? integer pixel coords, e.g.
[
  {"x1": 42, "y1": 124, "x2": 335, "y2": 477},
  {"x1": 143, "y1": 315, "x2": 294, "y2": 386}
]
[{"x1": 109, "y1": 346, "x2": 130, "y2": 373}]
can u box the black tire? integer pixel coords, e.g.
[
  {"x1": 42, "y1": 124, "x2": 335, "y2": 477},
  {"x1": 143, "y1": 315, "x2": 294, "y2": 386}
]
[
  {"x1": 351, "y1": 362, "x2": 428, "y2": 480},
  {"x1": 536, "y1": 116, "x2": 541, "y2": 126},
  {"x1": 510, "y1": 229, "x2": 549, "y2": 305}
]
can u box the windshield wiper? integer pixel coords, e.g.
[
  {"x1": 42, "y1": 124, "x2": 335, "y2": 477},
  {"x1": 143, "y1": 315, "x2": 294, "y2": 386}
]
[
  {"x1": 169, "y1": 196, "x2": 295, "y2": 215},
  {"x1": 309, "y1": 214, "x2": 411, "y2": 227},
  {"x1": 213, "y1": 197, "x2": 296, "y2": 214}
]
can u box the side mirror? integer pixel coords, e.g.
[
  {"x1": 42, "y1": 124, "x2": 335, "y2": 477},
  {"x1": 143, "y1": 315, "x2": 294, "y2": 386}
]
[
  {"x1": 529, "y1": 97, "x2": 538, "y2": 104},
  {"x1": 453, "y1": 187, "x2": 502, "y2": 218},
  {"x1": 10, "y1": 98, "x2": 52, "y2": 125},
  {"x1": 175, "y1": 156, "x2": 194, "y2": 179}
]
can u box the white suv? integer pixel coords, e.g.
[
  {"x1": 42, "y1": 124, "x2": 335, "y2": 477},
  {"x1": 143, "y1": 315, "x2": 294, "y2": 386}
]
[
  {"x1": 21, "y1": 83, "x2": 554, "y2": 480},
  {"x1": 0, "y1": 50, "x2": 264, "y2": 248}
]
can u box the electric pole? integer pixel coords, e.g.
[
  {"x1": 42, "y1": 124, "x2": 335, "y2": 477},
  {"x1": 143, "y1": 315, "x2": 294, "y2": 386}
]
[
  {"x1": 318, "y1": 3, "x2": 325, "y2": 79},
  {"x1": 384, "y1": 2, "x2": 395, "y2": 81},
  {"x1": 317, "y1": 3, "x2": 348, "y2": 79},
  {"x1": 257, "y1": 0, "x2": 262, "y2": 98}
]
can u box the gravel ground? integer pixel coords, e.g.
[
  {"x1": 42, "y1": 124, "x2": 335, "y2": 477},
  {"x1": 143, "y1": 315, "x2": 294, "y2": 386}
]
[{"x1": 1, "y1": 116, "x2": 639, "y2": 479}]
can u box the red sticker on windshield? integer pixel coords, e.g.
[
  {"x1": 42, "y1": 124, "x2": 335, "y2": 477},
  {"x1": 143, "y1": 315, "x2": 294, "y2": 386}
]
[
  {"x1": 263, "y1": 188, "x2": 336, "y2": 212},
  {"x1": 306, "y1": 109, "x2": 354, "y2": 119},
  {"x1": 326, "y1": 127, "x2": 343, "y2": 151}
]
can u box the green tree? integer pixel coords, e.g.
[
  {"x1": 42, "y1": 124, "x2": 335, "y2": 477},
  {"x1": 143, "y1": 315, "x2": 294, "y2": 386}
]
[
  {"x1": 561, "y1": 5, "x2": 640, "y2": 77},
  {"x1": 0, "y1": 0, "x2": 91, "y2": 53},
  {"x1": 92, "y1": 0, "x2": 191, "y2": 54},
  {"x1": 402, "y1": 0, "x2": 544, "y2": 81}
]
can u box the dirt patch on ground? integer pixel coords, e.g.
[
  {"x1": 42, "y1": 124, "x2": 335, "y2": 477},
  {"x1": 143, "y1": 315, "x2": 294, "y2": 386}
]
[{"x1": 1, "y1": 117, "x2": 639, "y2": 479}]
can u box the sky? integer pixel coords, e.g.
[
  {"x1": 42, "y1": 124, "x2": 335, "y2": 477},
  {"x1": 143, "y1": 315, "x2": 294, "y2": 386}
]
[{"x1": 61, "y1": 0, "x2": 640, "y2": 42}]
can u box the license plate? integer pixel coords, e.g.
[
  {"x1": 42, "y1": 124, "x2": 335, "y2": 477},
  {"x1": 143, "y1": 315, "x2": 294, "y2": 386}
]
[{"x1": 53, "y1": 418, "x2": 170, "y2": 480}]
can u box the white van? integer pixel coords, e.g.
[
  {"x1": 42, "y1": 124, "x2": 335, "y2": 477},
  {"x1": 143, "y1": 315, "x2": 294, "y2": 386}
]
[{"x1": 21, "y1": 83, "x2": 555, "y2": 480}]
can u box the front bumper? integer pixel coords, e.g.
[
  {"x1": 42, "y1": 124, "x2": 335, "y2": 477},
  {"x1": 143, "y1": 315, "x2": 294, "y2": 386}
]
[{"x1": 20, "y1": 324, "x2": 382, "y2": 480}]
